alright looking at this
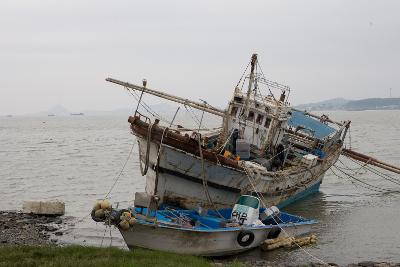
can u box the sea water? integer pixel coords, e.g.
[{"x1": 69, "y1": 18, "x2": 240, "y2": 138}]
[{"x1": 0, "y1": 110, "x2": 399, "y2": 265}]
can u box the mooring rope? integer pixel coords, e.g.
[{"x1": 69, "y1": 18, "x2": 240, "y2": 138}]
[
  {"x1": 332, "y1": 164, "x2": 398, "y2": 193},
  {"x1": 67, "y1": 139, "x2": 137, "y2": 228},
  {"x1": 105, "y1": 141, "x2": 136, "y2": 198},
  {"x1": 243, "y1": 169, "x2": 329, "y2": 266},
  {"x1": 127, "y1": 87, "x2": 174, "y2": 126},
  {"x1": 331, "y1": 166, "x2": 387, "y2": 193},
  {"x1": 184, "y1": 104, "x2": 202, "y2": 126},
  {"x1": 343, "y1": 156, "x2": 400, "y2": 185},
  {"x1": 217, "y1": 129, "x2": 235, "y2": 154},
  {"x1": 139, "y1": 123, "x2": 154, "y2": 176},
  {"x1": 235, "y1": 58, "x2": 251, "y2": 89}
]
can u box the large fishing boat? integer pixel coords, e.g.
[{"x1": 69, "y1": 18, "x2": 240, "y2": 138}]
[{"x1": 107, "y1": 54, "x2": 351, "y2": 209}]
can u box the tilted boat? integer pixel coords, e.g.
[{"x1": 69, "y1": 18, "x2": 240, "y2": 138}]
[{"x1": 106, "y1": 54, "x2": 351, "y2": 209}]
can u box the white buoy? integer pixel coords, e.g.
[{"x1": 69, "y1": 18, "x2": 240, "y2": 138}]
[
  {"x1": 119, "y1": 220, "x2": 130, "y2": 230},
  {"x1": 100, "y1": 200, "x2": 110, "y2": 210},
  {"x1": 94, "y1": 209, "x2": 105, "y2": 219},
  {"x1": 93, "y1": 201, "x2": 102, "y2": 211},
  {"x1": 129, "y1": 217, "x2": 136, "y2": 226}
]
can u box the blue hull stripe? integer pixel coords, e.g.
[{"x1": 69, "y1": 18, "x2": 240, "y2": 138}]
[{"x1": 277, "y1": 182, "x2": 321, "y2": 209}]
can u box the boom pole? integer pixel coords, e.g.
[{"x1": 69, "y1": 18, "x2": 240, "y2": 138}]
[
  {"x1": 342, "y1": 148, "x2": 400, "y2": 174},
  {"x1": 106, "y1": 78, "x2": 225, "y2": 117}
]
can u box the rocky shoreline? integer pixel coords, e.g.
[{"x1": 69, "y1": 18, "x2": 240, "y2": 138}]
[{"x1": 0, "y1": 210, "x2": 66, "y2": 246}]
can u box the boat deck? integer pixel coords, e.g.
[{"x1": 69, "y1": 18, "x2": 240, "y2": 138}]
[{"x1": 131, "y1": 206, "x2": 315, "y2": 232}]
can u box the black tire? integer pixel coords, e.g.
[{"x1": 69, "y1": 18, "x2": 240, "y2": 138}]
[
  {"x1": 237, "y1": 230, "x2": 255, "y2": 247},
  {"x1": 266, "y1": 226, "x2": 281, "y2": 239}
]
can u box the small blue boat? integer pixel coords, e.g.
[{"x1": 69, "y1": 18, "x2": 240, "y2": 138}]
[{"x1": 94, "y1": 195, "x2": 316, "y2": 256}]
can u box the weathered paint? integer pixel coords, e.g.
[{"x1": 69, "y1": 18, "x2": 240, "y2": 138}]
[
  {"x1": 276, "y1": 181, "x2": 321, "y2": 209},
  {"x1": 137, "y1": 136, "x2": 341, "y2": 209},
  {"x1": 119, "y1": 217, "x2": 314, "y2": 256}
]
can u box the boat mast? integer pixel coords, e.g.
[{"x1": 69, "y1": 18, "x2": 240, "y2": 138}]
[{"x1": 241, "y1": 53, "x2": 258, "y2": 118}]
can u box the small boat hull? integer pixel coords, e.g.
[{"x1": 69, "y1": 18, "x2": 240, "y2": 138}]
[{"x1": 118, "y1": 212, "x2": 314, "y2": 256}]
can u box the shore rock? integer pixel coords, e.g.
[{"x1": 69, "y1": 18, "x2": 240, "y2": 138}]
[
  {"x1": 22, "y1": 200, "x2": 65, "y2": 216},
  {"x1": 0, "y1": 210, "x2": 66, "y2": 246}
]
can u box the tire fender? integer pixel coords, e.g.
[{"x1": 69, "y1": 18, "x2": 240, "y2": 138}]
[{"x1": 237, "y1": 230, "x2": 255, "y2": 247}]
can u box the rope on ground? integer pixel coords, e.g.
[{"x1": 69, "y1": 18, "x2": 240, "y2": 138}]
[
  {"x1": 109, "y1": 225, "x2": 113, "y2": 247},
  {"x1": 100, "y1": 226, "x2": 107, "y2": 247}
]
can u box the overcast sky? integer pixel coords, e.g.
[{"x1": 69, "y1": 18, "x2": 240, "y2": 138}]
[{"x1": 0, "y1": 0, "x2": 399, "y2": 115}]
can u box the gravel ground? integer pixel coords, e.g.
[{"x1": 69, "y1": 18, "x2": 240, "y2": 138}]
[{"x1": 0, "y1": 210, "x2": 66, "y2": 246}]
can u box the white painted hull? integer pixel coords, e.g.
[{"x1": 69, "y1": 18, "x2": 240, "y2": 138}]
[
  {"x1": 119, "y1": 221, "x2": 313, "y2": 256},
  {"x1": 137, "y1": 137, "x2": 342, "y2": 209}
]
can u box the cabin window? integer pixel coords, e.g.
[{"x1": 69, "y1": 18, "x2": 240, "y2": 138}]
[
  {"x1": 264, "y1": 118, "x2": 271, "y2": 128},
  {"x1": 256, "y1": 114, "x2": 264, "y2": 124},
  {"x1": 234, "y1": 96, "x2": 243, "y2": 103},
  {"x1": 230, "y1": 106, "x2": 238, "y2": 117},
  {"x1": 247, "y1": 111, "x2": 255, "y2": 121}
]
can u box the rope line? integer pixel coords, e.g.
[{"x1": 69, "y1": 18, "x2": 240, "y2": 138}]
[
  {"x1": 105, "y1": 141, "x2": 136, "y2": 198},
  {"x1": 256, "y1": 61, "x2": 277, "y2": 102},
  {"x1": 139, "y1": 123, "x2": 154, "y2": 176},
  {"x1": 332, "y1": 164, "x2": 398, "y2": 193},
  {"x1": 235, "y1": 59, "x2": 251, "y2": 88},
  {"x1": 68, "y1": 139, "x2": 136, "y2": 229},
  {"x1": 242, "y1": 166, "x2": 328, "y2": 266},
  {"x1": 343, "y1": 156, "x2": 400, "y2": 185},
  {"x1": 127, "y1": 87, "x2": 178, "y2": 127}
]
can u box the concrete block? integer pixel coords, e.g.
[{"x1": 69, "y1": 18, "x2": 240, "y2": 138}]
[{"x1": 22, "y1": 200, "x2": 65, "y2": 216}]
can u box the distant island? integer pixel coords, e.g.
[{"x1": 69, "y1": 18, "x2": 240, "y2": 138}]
[
  {"x1": 16, "y1": 98, "x2": 400, "y2": 117},
  {"x1": 296, "y1": 97, "x2": 400, "y2": 111}
]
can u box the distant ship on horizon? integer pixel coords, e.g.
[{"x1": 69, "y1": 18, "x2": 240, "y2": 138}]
[{"x1": 70, "y1": 112, "x2": 84, "y2": 116}]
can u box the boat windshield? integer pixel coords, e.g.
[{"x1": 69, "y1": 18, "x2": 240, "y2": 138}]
[{"x1": 236, "y1": 196, "x2": 259, "y2": 209}]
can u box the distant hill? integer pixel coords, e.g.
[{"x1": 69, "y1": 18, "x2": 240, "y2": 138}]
[
  {"x1": 296, "y1": 98, "x2": 400, "y2": 111},
  {"x1": 296, "y1": 98, "x2": 349, "y2": 111},
  {"x1": 47, "y1": 104, "x2": 70, "y2": 116},
  {"x1": 342, "y1": 98, "x2": 400, "y2": 111}
]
